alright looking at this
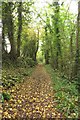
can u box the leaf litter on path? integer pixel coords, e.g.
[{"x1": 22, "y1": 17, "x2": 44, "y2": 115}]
[{"x1": 3, "y1": 65, "x2": 63, "y2": 119}]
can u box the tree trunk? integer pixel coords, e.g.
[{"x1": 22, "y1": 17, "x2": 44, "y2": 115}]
[
  {"x1": 2, "y1": 17, "x2": 5, "y2": 55},
  {"x1": 74, "y1": 1, "x2": 80, "y2": 76},
  {"x1": 6, "y1": 2, "x2": 16, "y2": 60},
  {"x1": 34, "y1": 28, "x2": 39, "y2": 62},
  {"x1": 7, "y1": 2, "x2": 16, "y2": 60},
  {"x1": 2, "y1": 2, "x2": 8, "y2": 56},
  {"x1": 54, "y1": 2, "x2": 61, "y2": 69},
  {"x1": 45, "y1": 50, "x2": 49, "y2": 64},
  {"x1": 17, "y1": 2, "x2": 22, "y2": 57},
  {"x1": 2, "y1": 2, "x2": 16, "y2": 60},
  {"x1": 45, "y1": 26, "x2": 49, "y2": 64}
]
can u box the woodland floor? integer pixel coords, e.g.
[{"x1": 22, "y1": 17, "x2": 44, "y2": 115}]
[{"x1": 2, "y1": 65, "x2": 64, "y2": 119}]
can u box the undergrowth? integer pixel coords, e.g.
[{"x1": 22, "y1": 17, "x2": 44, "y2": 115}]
[
  {"x1": 2, "y1": 57, "x2": 36, "y2": 101},
  {"x1": 45, "y1": 65, "x2": 78, "y2": 119}
]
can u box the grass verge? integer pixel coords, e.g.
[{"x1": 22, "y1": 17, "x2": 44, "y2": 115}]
[{"x1": 45, "y1": 64, "x2": 78, "y2": 118}]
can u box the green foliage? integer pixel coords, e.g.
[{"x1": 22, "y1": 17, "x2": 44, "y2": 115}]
[
  {"x1": 41, "y1": 2, "x2": 78, "y2": 79},
  {"x1": 2, "y1": 58, "x2": 35, "y2": 89},
  {"x1": 38, "y1": 57, "x2": 43, "y2": 63},
  {"x1": 2, "y1": 1, "x2": 80, "y2": 118},
  {"x1": 2, "y1": 1, "x2": 80, "y2": 79},
  {"x1": 21, "y1": 27, "x2": 39, "y2": 61},
  {"x1": 2, "y1": 92, "x2": 10, "y2": 102},
  {"x1": 25, "y1": 57, "x2": 37, "y2": 67},
  {"x1": 45, "y1": 65, "x2": 78, "y2": 118},
  {"x1": 16, "y1": 57, "x2": 36, "y2": 67}
]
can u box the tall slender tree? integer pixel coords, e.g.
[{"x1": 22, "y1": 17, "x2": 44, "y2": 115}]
[
  {"x1": 2, "y1": 2, "x2": 17, "y2": 60},
  {"x1": 53, "y1": 1, "x2": 61, "y2": 69},
  {"x1": 17, "y1": 2, "x2": 22, "y2": 57},
  {"x1": 75, "y1": 1, "x2": 80, "y2": 75}
]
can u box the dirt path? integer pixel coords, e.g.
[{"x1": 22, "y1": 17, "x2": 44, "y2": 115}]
[{"x1": 3, "y1": 65, "x2": 62, "y2": 119}]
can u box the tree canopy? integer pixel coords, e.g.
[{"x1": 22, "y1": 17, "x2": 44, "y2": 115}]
[{"x1": 2, "y1": 1, "x2": 80, "y2": 118}]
